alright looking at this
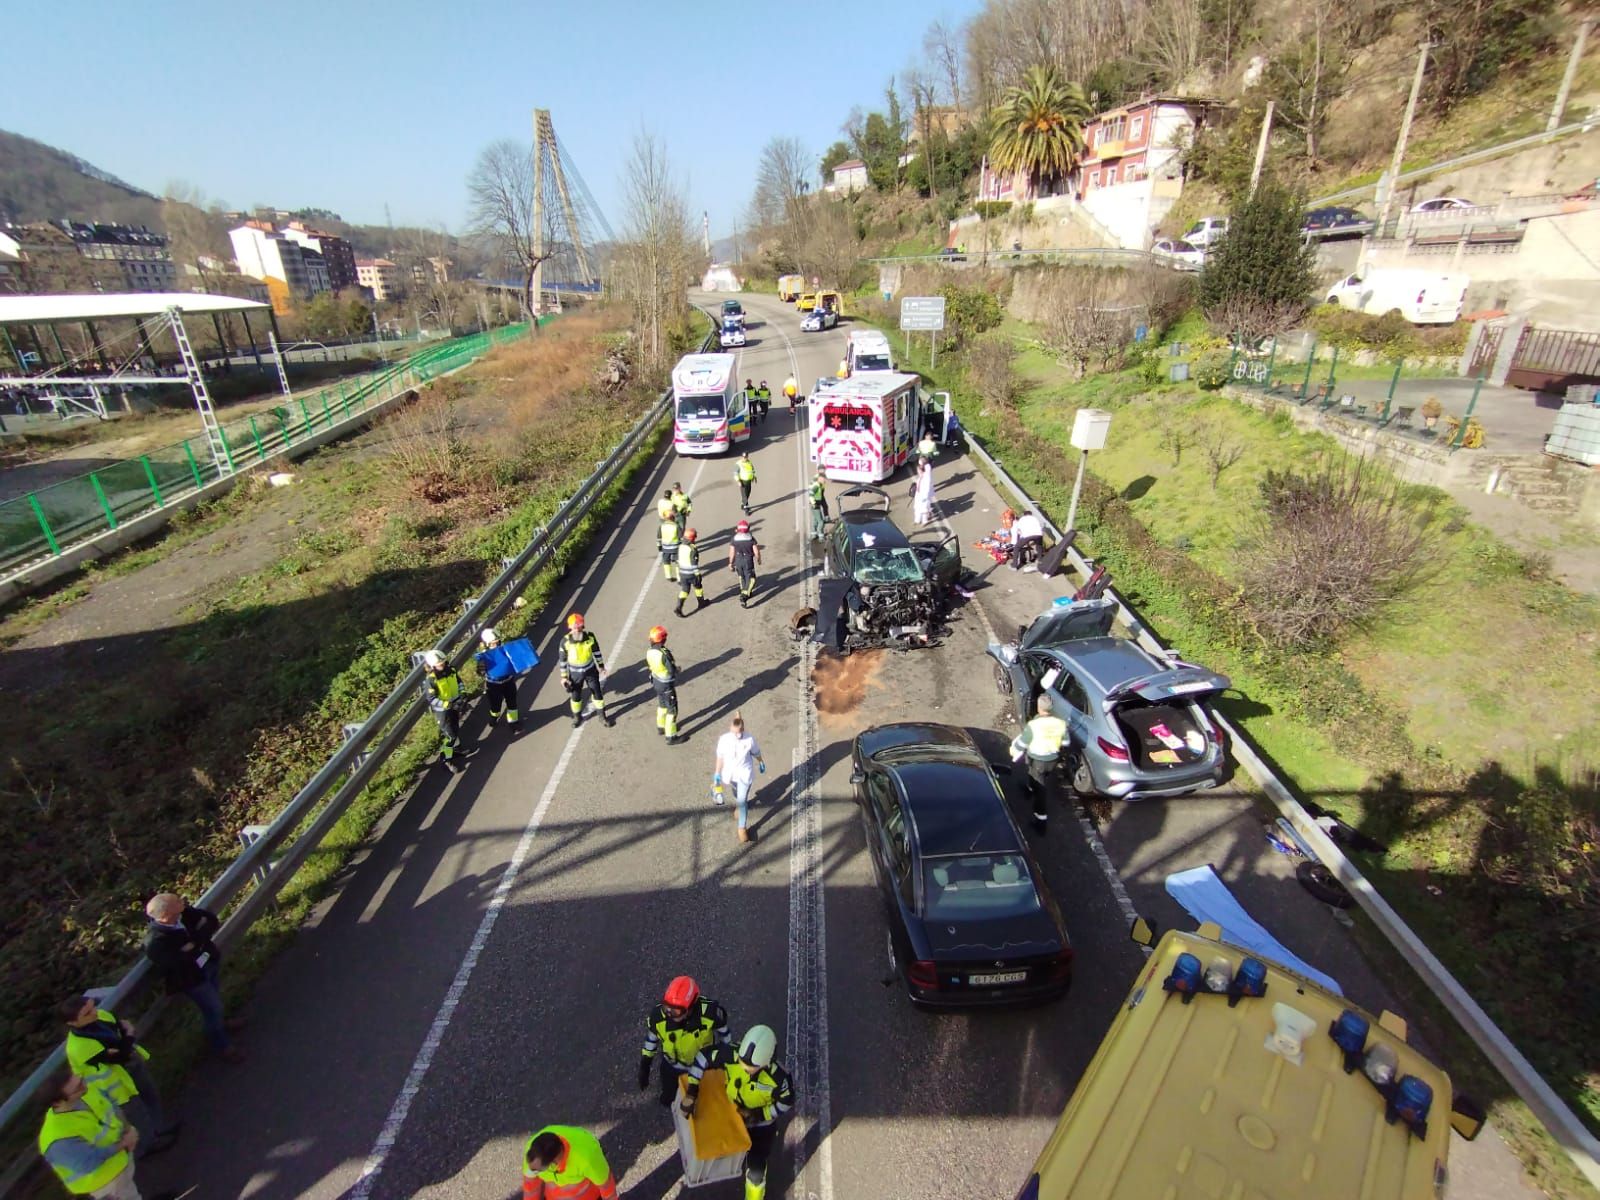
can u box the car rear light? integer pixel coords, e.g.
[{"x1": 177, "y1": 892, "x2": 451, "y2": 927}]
[
  {"x1": 907, "y1": 959, "x2": 940, "y2": 990},
  {"x1": 1097, "y1": 736, "x2": 1130, "y2": 762},
  {"x1": 1416, "y1": 289, "x2": 1426, "y2": 304},
  {"x1": 1047, "y1": 947, "x2": 1075, "y2": 981}
]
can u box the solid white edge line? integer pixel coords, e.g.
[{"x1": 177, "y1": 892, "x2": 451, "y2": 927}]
[{"x1": 347, "y1": 454, "x2": 709, "y2": 1198}]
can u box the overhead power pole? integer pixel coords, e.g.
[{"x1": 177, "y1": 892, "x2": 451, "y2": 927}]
[
  {"x1": 1375, "y1": 43, "x2": 1431, "y2": 242},
  {"x1": 1249, "y1": 101, "x2": 1276, "y2": 196},
  {"x1": 1548, "y1": 17, "x2": 1592, "y2": 133}
]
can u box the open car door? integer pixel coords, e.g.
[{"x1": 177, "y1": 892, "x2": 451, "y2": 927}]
[
  {"x1": 911, "y1": 532, "x2": 961, "y2": 590},
  {"x1": 1018, "y1": 596, "x2": 1117, "y2": 649}
]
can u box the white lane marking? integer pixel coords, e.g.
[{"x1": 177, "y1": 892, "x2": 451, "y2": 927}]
[
  {"x1": 928, "y1": 456, "x2": 1141, "y2": 942},
  {"x1": 769, "y1": 306, "x2": 834, "y2": 1200},
  {"x1": 349, "y1": 455, "x2": 709, "y2": 1199}
]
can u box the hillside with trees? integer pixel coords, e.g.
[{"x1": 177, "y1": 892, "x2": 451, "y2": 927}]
[{"x1": 0, "y1": 129, "x2": 163, "y2": 227}]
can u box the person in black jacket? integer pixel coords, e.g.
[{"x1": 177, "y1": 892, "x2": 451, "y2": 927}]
[{"x1": 143, "y1": 893, "x2": 244, "y2": 1063}]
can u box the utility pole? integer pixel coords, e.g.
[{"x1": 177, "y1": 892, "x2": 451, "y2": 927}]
[
  {"x1": 1548, "y1": 17, "x2": 1592, "y2": 133},
  {"x1": 1375, "y1": 43, "x2": 1431, "y2": 243},
  {"x1": 1249, "y1": 101, "x2": 1276, "y2": 196},
  {"x1": 702, "y1": 211, "x2": 711, "y2": 260}
]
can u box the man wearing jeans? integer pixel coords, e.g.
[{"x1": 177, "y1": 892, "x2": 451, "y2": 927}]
[
  {"x1": 713, "y1": 714, "x2": 765, "y2": 846},
  {"x1": 142, "y1": 894, "x2": 244, "y2": 1063}
]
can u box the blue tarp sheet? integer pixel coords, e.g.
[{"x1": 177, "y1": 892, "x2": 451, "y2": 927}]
[{"x1": 1164, "y1": 865, "x2": 1342, "y2": 995}]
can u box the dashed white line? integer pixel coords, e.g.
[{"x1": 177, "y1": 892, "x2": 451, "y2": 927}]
[{"x1": 347, "y1": 455, "x2": 709, "y2": 1199}]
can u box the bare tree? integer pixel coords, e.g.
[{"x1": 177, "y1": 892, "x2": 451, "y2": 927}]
[
  {"x1": 1137, "y1": 0, "x2": 1207, "y2": 90},
  {"x1": 798, "y1": 200, "x2": 863, "y2": 291},
  {"x1": 1239, "y1": 457, "x2": 1441, "y2": 647},
  {"x1": 1197, "y1": 421, "x2": 1247, "y2": 489},
  {"x1": 966, "y1": 333, "x2": 1021, "y2": 411},
  {"x1": 611, "y1": 131, "x2": 695, "y2": 368},
  {"x1": 161, "y1": 181, "x2": 231, "y2": 285},
  {"x1": 1040, "y1": 269, "x2": 1136, "y2": 376},
  {"x1": 467, "y1": 139, "x2": 555, "y2": 322},
  {"x1": 1204, "y1": 293, "x2": 1305, "y2": 348},
  {"x1": 394, "y1": 224, "x2": 472, "y2": 332},
  {"x1": 924, "y1": 18, "x2": 966, "y2": 107},
  {"x1": 1159, "y1": 422, "x2": 1189, "y2": 466}
]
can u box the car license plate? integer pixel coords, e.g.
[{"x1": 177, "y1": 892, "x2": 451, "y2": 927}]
[{"x1": 969, "y1": 970, "x2": 1027, "y2": 986}]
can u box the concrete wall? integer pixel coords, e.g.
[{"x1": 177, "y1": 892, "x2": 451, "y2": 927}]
[
  {"x1": 1082, "y1": 178, "x2": 1159, "y2": 248},
  {"x1": 1393, "y1": 127, "x2": 1600, "y2": 211}
]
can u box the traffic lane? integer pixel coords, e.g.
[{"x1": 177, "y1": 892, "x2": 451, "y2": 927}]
[
  {"x1": 814, "y1": 467, "x2": 1144, "y2": 1198},
  {"x1": 347, "y1": 370, "x2": 820, "y2": 1197},
  {"x1": 140, "y1": 431, "x2": 729, "y2": 1199}
]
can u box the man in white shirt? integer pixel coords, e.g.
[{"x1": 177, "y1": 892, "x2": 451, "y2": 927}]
[
  {"x1": 1010, "y1": 510, "x2": 1046, "y2": 571},
  {"x1": 713, "y1": 714, "x2": 765, "y2": 845}
]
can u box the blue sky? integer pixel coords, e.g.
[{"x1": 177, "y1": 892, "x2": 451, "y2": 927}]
[{"x1": 9, "y1": 0, "x2": 981, "y2": 239}]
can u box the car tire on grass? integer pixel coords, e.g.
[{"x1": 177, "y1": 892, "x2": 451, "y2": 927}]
[{"x1": 1296, "y1": 861, "x2": 1355, "y2": 908}]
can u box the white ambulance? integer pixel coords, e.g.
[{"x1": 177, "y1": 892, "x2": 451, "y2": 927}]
[
  {"x1": 672, "y1": 353, "x2": 751, "y2": 455},
  {"x1": 845, "y1": 329, "x2": 895, "y2": 375},
  {"x1": 809, "y1": 372, "x2": 924, "y2": 483}
]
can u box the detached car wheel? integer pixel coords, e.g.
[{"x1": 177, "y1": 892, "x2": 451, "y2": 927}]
[{"x1": 1296, "y1": 861, "x2": 1355, "y2": 908}]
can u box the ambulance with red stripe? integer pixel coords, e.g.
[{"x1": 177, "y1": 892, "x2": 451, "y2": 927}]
[
  {"x1": 809, "y1": 372, "x2": 923, "y2": 483},
  {"x1": 672, "y1": 353, "x2": 751, "y2": 455}
]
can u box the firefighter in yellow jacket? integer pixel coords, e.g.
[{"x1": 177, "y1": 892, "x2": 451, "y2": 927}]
[
  {"x1": 559, "y1": 612, "x2": 612, "y2": 729},
  {"x1": 675, "y1": 528, "x2": 705, "y2": 617},
  {"x1": 658, "y1": 513, "x2": 681, "y2": 582}
]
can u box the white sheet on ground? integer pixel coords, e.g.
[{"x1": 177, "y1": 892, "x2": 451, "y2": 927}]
[{"x1": 1164, "y1": 864, "x2": 1342, "y2": 995}]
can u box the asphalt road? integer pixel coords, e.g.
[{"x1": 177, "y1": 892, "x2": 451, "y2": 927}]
[{"x1": 139, "y1": 290, "x2": 1533, "y2": 1200}]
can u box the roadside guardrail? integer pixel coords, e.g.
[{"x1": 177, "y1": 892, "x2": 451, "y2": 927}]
[
  {"x1": 865, "y1": 247, "x2": 1159, "y2": 269},
  {"x1": 0, "y1": 318, "x2": 717, "y2": 1194},
  {"x1": 961, "y1": 428, "x2": 1600, "y2": 1189}
]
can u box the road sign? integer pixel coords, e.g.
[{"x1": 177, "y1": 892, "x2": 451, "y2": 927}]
[{"x1": 899, "y1": 296, "x2": 946, "y2": 331}]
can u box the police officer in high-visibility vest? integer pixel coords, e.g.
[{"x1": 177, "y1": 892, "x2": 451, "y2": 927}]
[
  {"x1": 670, "y1": 482, "x2": 692, "y2": 520},
  {"x1": 658, "y1": 512, "x2": 681, "y2": 582},
  {"x1": 675, "y1": 528, "x2": 705, "y2": 617},
  {"x1": 727, "y1": 519, "x2": 762, "y2": 608},
  {"x1": 638, "y1": 975, "x2": 728, "y2": 1107},
  {"x1": 734, "y1": 453, "x2": 756, "y2": 515},
  {"x1": 38, "y1": 1069, "x2": 140, "y2": 1199},
  {"x1": 807, "y1": 470, "x2": 829, "y2": 541},
  {"x1": 422, "y1": 650, "x2": 466, "y2": 771},
  {"x1": 474, "y1": 627, "x2": 522, "y2": 734},
  {"x1": 558, "y1": 612, "x2": 612, "y2": 729},
  {"x1": 754, "y1": 380, "x2": 771, "y2": 423},
  {"x1": 645, "y1": 626, "x2": 683, "y2": 743},
  {"x1": 682, "y1": 1025, "x2": 795, "y2": 1200},
  {"x1": 656, "y1": 487, "x2": 677, "y2": 522},
  {"x1": 61, "y1": 997, "x2": 174, "y2": 1157},
  {"x1": 782, "y1": 375, "x2": 799, "y2": 412},
  {"x1": 1011, "y1": 695, "x2": 1068, "y2": 833},
  {"x1": 521, "y1": 1124, "x2": 617, "y2": 1200}
]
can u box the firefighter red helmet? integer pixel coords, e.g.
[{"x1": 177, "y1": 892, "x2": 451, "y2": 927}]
[
  {"x1": 566, "y1": 612, "x2": 584, "y2": 629},
  {"x1": 736, "y1": 519, "x2": 750, "y2": 533},
  {"x1": 663, "y1": 975, "x2": 699, "y2": 1009},
  {"x1": 684, "y1": 527, "x2": 698, "y2": 543},
  {"x1": 648, "y1": 625, "x2": 668, "y2": 645}
]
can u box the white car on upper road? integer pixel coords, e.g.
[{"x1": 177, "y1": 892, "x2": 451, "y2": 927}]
[
  {"x1": 1151, "y1": 238, "x2": 1205, "y2": 270},
  {"x1": 1180, "y1": 217, "x2": 1229, "y2": 248},
  {"x1": 1410, "y1": 196, "x2": 1475, "y2": 214}
]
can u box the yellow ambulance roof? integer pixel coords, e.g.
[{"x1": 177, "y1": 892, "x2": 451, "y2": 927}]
[{"x1": 1033, "y1": 926, "x2": 1457, "y2": 1200}]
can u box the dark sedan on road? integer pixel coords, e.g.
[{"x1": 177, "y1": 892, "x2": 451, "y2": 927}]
[
  {"x1": 851, "y1": 723, "x2": 1073, "y2": 1008},
  {"x1": 1303, "y1": 206, "x2": 1371, "y2": 236}
]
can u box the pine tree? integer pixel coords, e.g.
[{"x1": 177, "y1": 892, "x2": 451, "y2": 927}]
[{"x1": 1198, "y1": 179, "x2": 1316, "y2": 340}]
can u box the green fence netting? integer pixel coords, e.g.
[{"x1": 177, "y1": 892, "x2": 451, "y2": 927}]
[{"x1": 0, "y1": 322, "x2": 529, "y2": 576}]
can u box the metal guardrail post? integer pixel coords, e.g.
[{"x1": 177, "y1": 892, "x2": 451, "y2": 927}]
[
  {"x1": 1453, "y1": 374, "x2": 1486, "y2": 448},
  {"x1": 1298, "y1": 344, "x2": 1316, "y2": 399},
  {"x1": 249, "y1": 416, "x2": 267, "y2": 463},
  {"x1": 216, "y1": 428, "x2": 236, "y2": 474},
  {"x1": 89, "y1": 473, "x2": 117, "y2": 530}
]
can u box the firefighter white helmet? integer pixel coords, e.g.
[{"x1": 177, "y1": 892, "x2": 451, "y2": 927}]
[
  {"x1": 423, "y1": 650, "x2": 445, "y2": 669},
  {"x1": 738, "y1": 1024, "x2": 777, "y2": 1070},
  {"x1": 480, "y1": 627, "x2": 500, "y2": 646}
]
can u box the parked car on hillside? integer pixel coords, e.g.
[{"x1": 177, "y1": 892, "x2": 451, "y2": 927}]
[
  {"x1": 851, "y1": 722, "x2": 1074, "y2": 1008},
  {"x1": 1302, "y1": 206, "x2": 1371, "y2": 235},
  {"x1": 938, "y1": 246, "x2": 966, "y2": 262},
  {"x1": 1180, "y1": 216, "x2": 1229, "y2": 248},
  {"x1": 1410, "y1": 197, "x2": 1475, "y2": 214},
  {"x1": 987, "y1": 598, "x2": 1231, "y2": 800},
  {"x1": 1150, "y1": 238, "x2": 1205, "y2": 269}
]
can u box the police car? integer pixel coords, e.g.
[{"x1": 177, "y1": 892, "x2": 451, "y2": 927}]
[
  {"x1": 719, "y1": 319, "x2": 746, "y2": 349},
  {"x1": 801, "y1": 306, "x2": 838, "y2": 332}
]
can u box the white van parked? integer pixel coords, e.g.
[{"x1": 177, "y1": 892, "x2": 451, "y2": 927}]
[
  {"x1": 1181, "y1": 216, "x2": 1229, "y2": 248},
  {"x1": 1323, "y1": 269, "x2": 1468, "y2": 325},
  {"x1": 845, "y1": 329, "x2": 895, "y2": 375}
]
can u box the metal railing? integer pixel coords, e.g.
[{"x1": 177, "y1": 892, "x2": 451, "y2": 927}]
[
  {"x1": 958, "y1": 415, "x2": 1600, "y2": 1189},
  {"x1": 1308, "y1": 115, "x2": 1600, "y2": 209},
  {"x1": 0, "y1": 319, "x2": 713, "y2": 1185},
  {"x1": 0, "y1": 325, "x2": 526, "y2": 584},
  {"x1": 865, "y1": 247, "x2": 1160, "y2": 269}
]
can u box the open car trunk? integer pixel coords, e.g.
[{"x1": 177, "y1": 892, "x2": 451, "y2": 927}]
[{"x1": 1112, "y1": 700, "x2": 1208, "y2": 771}]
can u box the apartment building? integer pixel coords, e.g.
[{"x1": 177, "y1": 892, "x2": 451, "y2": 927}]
[
  {"x1": 58, "y1": 222, "x2": 178, "y2": 292},
  {"x1": 283, "y1": 221, "x2": 359, "y2": 291},
  {"x1": 356, "y1": 257, "x2": 403, "y2": 302},
  {"x1": 229, "y1": 220, "x2": 331, "y2": 313}
]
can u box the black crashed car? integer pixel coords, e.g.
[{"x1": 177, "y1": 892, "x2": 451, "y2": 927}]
[
  {"x1": 820, "y1": 485, "x2": 960, "y2": 651},
  {"x1": 1303, "y1": 206, "x2": 1371, "y2": 236},
  {"x1": 852, "y1": 723, "x2": 1073, "y2": 1008}
]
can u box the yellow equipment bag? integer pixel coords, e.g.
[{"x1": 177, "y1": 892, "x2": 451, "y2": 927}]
[{"x1": 682, "y1": 1069, "x2": 752, "y2": 1160}]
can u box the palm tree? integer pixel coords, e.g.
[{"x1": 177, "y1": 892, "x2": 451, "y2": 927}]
[{"x1": 988, "y1": 66, "x2": 1092, "y2": 197}]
